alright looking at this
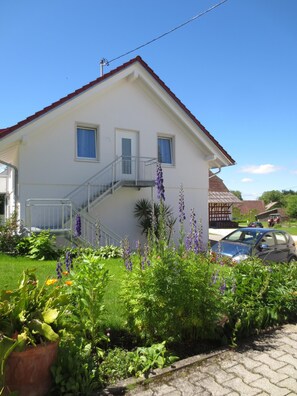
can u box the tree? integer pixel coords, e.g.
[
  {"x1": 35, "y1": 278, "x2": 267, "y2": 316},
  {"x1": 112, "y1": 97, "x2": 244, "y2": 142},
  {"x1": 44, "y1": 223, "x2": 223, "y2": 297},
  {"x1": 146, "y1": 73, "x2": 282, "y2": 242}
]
[
  {"x1": 282, "y1": 189, "x2": 297, "y2": 196},
  {"x1": 230, "y1": 190, "x2": 242, "y2": 200},
  {"x1": 285, "y1": 195, "x2": 297, "y2": 219},
  {"x1": 258, "y1": 190, "x2": 285, "y2": 206}
]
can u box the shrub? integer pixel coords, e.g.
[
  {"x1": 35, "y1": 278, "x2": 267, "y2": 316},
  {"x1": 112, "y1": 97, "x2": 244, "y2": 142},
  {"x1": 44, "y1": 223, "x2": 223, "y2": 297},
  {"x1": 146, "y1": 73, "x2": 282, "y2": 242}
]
[
  {"x1": 121, "y1": 248, "x2": 226, "y2": 346},
  {"x1": 63, "y1": 245, "x2": 123, "y2": 260},
  {"x1": 0, "y1": 212, "x2": 23, "y2": 255},
  {"x1": 17, "y1": 230, "x2": 59, "y2": 260},
  {"x1": 98, "y1": 342, "x2": 178, "y2": 385},
  {"x1": 51, "y1": 252, "x2": 110, "y2": 394},
  {"x1": 220, "y1": 258, "x2": 297, "y2": 345}
]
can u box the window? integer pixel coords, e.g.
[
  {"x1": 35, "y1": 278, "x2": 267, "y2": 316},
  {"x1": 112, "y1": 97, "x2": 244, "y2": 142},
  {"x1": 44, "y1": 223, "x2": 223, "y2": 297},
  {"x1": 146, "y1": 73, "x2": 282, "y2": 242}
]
[
  {"x1": 158, "y1": 136, "x2": 173, "y2": 165},
  {"x1": 76, "y1": 127, "x2": 97, "y2": 160},
  {"x1": 274, "y1": 232, "x2": 287, "y2": 245}
]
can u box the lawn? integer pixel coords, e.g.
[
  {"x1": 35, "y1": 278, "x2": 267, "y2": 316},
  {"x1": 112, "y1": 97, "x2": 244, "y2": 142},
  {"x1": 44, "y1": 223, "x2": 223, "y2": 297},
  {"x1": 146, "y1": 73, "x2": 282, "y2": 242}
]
[
  {"x1": 238, "y1": 221, "x2": 297, "y2": 235},
  {"x1": 0, "y1": 253, "x2": 127, "y2": 331},
  {"x1": 0, "y1": 254, "x2": 57, "y2": 289}
]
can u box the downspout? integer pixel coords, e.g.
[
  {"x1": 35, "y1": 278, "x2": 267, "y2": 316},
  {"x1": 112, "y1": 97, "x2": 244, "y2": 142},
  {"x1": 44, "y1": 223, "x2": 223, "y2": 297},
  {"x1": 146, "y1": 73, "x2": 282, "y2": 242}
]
[{"x1": 0, "y1": 160, "x2": 18, "y2": 210}]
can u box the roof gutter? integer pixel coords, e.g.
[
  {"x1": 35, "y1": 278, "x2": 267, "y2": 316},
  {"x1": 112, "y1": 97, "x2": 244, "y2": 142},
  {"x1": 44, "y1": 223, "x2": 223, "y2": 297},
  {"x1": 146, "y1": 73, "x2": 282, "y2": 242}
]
[{"x1": 0, "y1": 160, "x2": 18, "y2": 209}]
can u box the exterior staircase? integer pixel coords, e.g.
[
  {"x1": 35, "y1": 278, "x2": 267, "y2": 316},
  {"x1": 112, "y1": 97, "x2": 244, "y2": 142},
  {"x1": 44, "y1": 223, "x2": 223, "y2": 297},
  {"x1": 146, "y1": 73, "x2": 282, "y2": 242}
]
[{"x1": 25, "y1": 156, "x2": 156, "y2": 246}]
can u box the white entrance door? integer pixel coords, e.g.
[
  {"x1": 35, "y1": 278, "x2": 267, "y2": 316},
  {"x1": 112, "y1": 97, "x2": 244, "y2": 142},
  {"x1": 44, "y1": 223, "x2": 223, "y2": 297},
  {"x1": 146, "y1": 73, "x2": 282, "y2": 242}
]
[{"x1": 116, "y1": 130, "x2": 138, "y2": 180}]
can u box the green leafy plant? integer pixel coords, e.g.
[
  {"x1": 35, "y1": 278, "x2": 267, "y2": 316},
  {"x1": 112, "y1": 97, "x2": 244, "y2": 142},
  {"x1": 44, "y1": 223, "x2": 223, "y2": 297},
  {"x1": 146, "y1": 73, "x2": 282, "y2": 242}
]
[
  {"x1": 134, "y1": 198, "x2": 176, "y2": 241},
  {"x1": 121, "y1": 248, "x2": 225, "y2": 346},
  {"x1": 51, "y1": 335, "x2": 102, "y2": 395},
  {"x1": 0, "y1": 269, "x2": 67, "y2": 389},
  {"x1": 98, "y1": 342, "x2": 178, "y2": 385},
  {"x1": 65, "y1": 245, "x2": 123, "y2": 260},
  {"x1": 51, "y1": 252, "x2": 110, "y2": 394},
  {"x1": 60, "y1": 253, "x2": 110, "y2": 349},
  {"x1": 220, "y1": 259, "x2": 297, "y2": 346},
  {"x1": 0, "y1": 212, "x2": 23, "y2": 255},
  {"x1": 17, "y1": 230, "x2": 59, "y2": 260}
]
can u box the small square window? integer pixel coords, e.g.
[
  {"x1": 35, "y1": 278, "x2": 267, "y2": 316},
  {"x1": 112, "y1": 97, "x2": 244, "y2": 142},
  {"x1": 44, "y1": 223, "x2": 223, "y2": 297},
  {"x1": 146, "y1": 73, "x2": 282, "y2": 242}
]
[
  {"x1": 76, "y1": 127, "x2": 97, "y2": 160},
  {"x1": 158, "y1": 137, "x2": 173, "y2": 165}
]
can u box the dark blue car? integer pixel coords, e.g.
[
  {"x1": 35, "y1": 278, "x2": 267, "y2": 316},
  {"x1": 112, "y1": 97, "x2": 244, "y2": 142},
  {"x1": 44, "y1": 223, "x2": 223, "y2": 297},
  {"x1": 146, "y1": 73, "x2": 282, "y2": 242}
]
[{"x1": 211, "y1": 228, "x2": 297, "y2": 263}]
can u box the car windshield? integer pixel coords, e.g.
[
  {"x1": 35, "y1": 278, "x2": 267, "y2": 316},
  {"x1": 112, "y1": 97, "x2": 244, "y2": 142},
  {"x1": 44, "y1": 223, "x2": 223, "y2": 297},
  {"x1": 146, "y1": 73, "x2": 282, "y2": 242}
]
[{"x1": 223, "y1": 229, "x2": 263, "y2": 245}]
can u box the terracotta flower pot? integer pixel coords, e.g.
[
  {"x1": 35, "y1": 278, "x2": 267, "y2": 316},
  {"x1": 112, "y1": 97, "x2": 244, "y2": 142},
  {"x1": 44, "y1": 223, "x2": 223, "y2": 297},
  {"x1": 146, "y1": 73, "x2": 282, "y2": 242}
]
[{"x1": 4, "y1": 341, "x2": 58, "y2": 396}]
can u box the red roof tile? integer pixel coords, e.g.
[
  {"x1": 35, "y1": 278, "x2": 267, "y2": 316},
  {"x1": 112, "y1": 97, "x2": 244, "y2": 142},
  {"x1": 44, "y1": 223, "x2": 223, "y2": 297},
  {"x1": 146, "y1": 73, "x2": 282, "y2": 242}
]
[{"x1": 0, "y1": 56, "x2": 235, "y2": 164}]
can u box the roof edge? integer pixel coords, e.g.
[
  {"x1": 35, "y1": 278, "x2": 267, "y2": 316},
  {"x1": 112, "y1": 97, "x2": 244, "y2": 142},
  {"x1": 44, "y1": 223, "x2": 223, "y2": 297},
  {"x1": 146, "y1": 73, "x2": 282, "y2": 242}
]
[{"x1": 0, "y1": 56, "x2": 235, "y2": 165}]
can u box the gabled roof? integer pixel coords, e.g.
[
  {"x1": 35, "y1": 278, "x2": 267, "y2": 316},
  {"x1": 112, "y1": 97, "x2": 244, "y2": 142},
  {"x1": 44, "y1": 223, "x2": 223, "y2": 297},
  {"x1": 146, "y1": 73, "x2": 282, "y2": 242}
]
[
  {"x1": 233, "y1": 200, "x2": 266, "y2": 215},
  {"x1": 0, "y1": 56, "x2": 235, "y2": 165},
  {"x1": 209, "y1": 171, "x2": 241, "y2": 203}
]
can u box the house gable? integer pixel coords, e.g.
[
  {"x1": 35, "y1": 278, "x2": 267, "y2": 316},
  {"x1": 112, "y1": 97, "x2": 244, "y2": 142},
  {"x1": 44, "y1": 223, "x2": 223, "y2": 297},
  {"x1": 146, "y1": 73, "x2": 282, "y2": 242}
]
[{"x1": 0, "y1": 56, "x2": 235, "y2": 170}]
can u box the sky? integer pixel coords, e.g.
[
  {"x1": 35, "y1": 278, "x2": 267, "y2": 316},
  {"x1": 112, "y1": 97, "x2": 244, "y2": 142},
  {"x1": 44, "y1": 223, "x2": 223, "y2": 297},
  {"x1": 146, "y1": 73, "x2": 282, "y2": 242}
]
[{"x1": 1, "y1": 0, "x2": 296, "y2": 200}]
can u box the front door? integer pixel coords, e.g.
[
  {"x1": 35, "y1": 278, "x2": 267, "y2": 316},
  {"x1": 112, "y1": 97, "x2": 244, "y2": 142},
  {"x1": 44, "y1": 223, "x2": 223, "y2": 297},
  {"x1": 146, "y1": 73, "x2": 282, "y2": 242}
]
[{"x1": 116, "y1": 130, "x2": 138, "y2": 180}]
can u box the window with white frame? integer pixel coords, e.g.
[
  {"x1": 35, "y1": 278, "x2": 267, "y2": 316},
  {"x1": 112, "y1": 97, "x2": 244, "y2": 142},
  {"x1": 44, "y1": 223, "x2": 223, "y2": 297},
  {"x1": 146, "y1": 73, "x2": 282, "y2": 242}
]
[
  {"x1": 76, "y1": 126, "x2": 98, "y2": 160},
  {"x1": 158, "y1": 136, "x2": 174, "y2": 165}
]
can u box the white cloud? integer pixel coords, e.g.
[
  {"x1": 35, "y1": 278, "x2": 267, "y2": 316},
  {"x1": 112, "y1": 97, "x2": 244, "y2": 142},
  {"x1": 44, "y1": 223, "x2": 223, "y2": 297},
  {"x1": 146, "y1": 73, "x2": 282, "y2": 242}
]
[
  {"x1": 240, "y1": 164, "x2": 281, "y2": 175},
  {"x1": 241, "y1": 178, "x2": 253, "y2": 183}
]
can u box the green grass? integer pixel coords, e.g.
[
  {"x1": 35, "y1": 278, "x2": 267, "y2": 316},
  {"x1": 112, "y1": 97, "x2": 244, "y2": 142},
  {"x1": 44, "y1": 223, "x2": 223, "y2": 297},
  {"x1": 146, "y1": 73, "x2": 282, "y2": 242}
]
[
  {"x1": 101, "y1": 258, "x2": 127, "y2": 330},
  {"x1": 238, "y1": 221, "x2": 297, "y2": 235},
  {"x1": 0, "y1": 254, "x2": 57, "y2": 290},
  {"x1": 0, "y1": 253, "x2": 127, "y2": 331}
]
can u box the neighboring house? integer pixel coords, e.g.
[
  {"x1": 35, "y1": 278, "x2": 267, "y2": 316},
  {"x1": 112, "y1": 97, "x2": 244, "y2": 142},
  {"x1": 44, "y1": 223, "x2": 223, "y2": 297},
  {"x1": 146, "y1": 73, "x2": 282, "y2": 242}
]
[
  {"x1": 208, "y1": 171, "x2": 241, "y2": 228},
  {"x1": 0, "y1": 56, "x2": 235, "y2": 247},
  {"x1": 256, "y1": 207, "x2": 287, "y2": 222},
  {"x1": 233, "y1": 200, "x2": 266, "y2": 219}
]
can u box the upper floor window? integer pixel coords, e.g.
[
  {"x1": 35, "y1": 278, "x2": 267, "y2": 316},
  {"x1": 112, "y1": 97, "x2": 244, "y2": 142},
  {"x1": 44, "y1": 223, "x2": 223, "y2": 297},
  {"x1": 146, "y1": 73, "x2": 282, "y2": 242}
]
[
  {"x1": 76, "y1": 126, "x2": 98, "y2": 160},
  {"x1": 158, "y1": 136, "x2": 174, "y2": 165}
]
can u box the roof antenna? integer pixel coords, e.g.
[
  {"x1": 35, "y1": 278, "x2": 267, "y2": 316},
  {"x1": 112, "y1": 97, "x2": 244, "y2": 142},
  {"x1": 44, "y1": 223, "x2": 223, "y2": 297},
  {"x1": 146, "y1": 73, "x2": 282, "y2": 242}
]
[{"x1": 100, "y1": 58, "x2": 109, "y2": 76}]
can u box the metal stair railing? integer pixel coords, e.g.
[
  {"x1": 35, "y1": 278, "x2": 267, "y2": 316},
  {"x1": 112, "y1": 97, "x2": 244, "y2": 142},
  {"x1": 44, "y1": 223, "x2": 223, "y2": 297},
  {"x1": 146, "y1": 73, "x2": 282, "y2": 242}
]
[
  {"x1": 25, "y1": 198, "x2": 73, "y2": 234},
  {"x1": 72, "y1": 207, "x2": 122, "y2": 247},
  {"x1": 65, "y1": 156, "x2": 157, "y2": 212},
  {"x1": 25, "y1": 198, "x2": 122, "y2": 246},
  {"x1": 25, "y1": 157, "x2": 156, "y2": 246}
]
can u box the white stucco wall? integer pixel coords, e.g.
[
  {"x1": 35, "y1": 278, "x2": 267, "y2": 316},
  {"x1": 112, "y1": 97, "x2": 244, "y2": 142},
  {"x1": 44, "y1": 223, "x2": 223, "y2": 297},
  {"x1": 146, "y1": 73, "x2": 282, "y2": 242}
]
[{"x1": 3, "y1": 66, "x2": 214, "y2": 246}]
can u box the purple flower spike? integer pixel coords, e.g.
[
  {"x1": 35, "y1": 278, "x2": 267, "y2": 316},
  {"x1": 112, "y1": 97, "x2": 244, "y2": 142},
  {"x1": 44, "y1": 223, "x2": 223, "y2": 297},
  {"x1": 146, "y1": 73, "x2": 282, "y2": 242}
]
[
  {"x1": 65, "y1": 251, "x2": 72, "y2": 272},
  {"x1": 56, "y1": 259, "x2": 63, "y2": 279},
  {"x1": 75, "y1": 214, "x2": 82, "y2": 237},
  {"x1": 156, "y1": 163, "x2": 165, "y2": 202},
  {"x1": 178, "y1": 184, "x2": 186, "y2": 223}
]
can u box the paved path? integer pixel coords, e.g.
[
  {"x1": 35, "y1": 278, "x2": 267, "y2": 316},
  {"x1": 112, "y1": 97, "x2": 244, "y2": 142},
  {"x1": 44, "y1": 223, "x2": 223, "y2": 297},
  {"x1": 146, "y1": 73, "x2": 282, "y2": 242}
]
[{"x1": 122, "y1": 324, "x2": 297, "y2": 396}]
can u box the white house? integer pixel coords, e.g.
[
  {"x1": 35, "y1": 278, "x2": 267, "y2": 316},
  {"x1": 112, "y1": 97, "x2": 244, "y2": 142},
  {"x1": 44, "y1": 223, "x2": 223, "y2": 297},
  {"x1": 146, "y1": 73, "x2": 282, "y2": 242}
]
[{"x1": 0, "y1": 56, "x2": 235, "y2": 247}]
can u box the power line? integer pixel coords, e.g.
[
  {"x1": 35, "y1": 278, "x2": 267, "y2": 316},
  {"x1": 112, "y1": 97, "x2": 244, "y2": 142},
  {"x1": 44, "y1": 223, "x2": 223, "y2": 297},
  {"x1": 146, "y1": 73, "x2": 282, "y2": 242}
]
[{"x1": 101, "y1": 0, "x2": 229, "y2": 69}]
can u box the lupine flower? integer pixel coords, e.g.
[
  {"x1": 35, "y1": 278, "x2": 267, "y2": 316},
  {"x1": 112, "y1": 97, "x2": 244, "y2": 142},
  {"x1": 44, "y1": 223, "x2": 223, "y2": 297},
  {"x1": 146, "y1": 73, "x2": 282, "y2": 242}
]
[
  {"x1": 56, "y1": 259, "x2": 63, "y2": 280},
  {"x1": 75, "y1": 214, "x2": 82, "y2": 237},
  {"x1": 155, "y1": 163, "x2": 165, "y2": 201},
  {"x1": 141, "y1": 243, "x2": 151, "y2": 269},
  {"x1": 65, "y1": 250, "x2": 73, "y2": 272},
  {"x1": 121, "y1": 237, "x2": 132, "y2": 271},
  {"x1": 220, "y1": 280, "x2": 226, "y2": 294},
  {"x1": 178, "y1": 184, "x2": 186, "y2": 223},
  {"x1": 186, "y1": 208, "x2": 200, "y2": 254}
]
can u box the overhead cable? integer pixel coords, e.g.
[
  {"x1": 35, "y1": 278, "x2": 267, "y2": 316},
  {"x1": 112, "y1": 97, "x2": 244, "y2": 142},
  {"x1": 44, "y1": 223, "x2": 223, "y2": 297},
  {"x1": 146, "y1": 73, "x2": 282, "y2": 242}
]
[{"x1": 104, "y1": 0, "x2": 229, "y2": 66}]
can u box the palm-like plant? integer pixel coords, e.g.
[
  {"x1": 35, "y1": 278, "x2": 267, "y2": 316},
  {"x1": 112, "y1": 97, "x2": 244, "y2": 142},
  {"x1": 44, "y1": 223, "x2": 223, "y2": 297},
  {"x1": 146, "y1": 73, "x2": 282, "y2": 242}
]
[{"x1": 134, "y1": 198, "x2": 176, "y2": 241}]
